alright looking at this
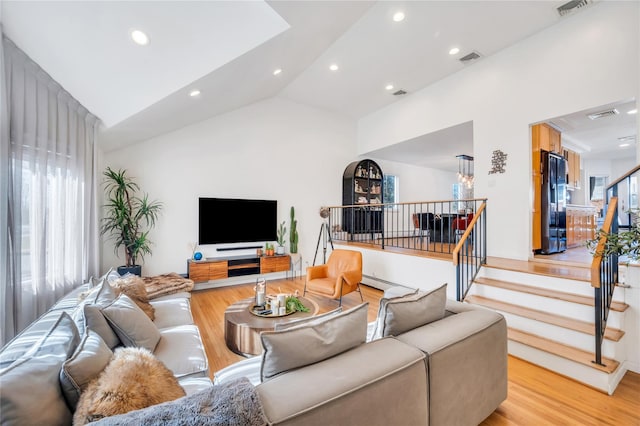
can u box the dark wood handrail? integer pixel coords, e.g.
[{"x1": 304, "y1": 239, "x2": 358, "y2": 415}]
[
  {"x1": 452, "y1": 202, "x2": 486, "y2": 265},
  {"x1": 590, "y1": 196, "x2": 618, "y2": 288},
  {"x1": 607, "y1": 164, "x2": 640, "y2": 190}
]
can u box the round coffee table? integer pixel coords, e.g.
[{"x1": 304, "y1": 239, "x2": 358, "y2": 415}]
[{"x1": 224, "y1": 296, "x2": 319, "y2": 356}]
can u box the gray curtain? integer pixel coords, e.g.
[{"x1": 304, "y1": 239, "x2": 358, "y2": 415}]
[{"x1": 1, "y1": 34, "x2": 100, "y2": 347}]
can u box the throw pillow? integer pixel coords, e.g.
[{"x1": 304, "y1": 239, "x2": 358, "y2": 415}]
[
  {"x1": 102, "y1": 294, "x2": 161, "y2": 352},
  {"x1": 82, "y1": 277, "x2": 117, "y2": 306},
  {"x1": 60, "y1": 329, "x2": 114, "y2": 410},
  {"x1": 370, "y1": 286, "x2": 419, "y2": 339},
  {"x1": 73, "y1": 303, "x2": 121, "y2": 349},
  {"x1": 111, "y1": 274, "x2": 155, "y2": 321},
  {"x1": 260, "y1": 303, "x2": 368, "y2": 381},
  {"x1": 374, "y1": 283, "x2": 447, "y2": 339},
  {"x1": 274, "y1": 306, "x2": 342, "y2": 331},
  {"x1": 0, "y1": 312, "x2": 79, "y2": 425},
  {"x1": 73, "y1": 347, "x2": 185, "y2": 425}
]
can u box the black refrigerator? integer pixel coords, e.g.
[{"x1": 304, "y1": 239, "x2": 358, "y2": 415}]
[{"x1": 538, "y1": 151, "x2": 567, "y2": 254}]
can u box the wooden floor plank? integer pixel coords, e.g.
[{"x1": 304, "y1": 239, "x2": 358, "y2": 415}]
[
  {"x1": 466, "y1": 295, "x2": 624, "y2": 342},
  {"x1": 473, "y1": 276, "x2": 629, "y2": 312},
  {"x1": 508, "y1": 328, "x2": 619, "y2": 374},
  {"x1": 190, "y1": 279, "x2": 640, "y2": 425}
]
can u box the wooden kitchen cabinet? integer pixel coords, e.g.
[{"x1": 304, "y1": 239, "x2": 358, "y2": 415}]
[{"x1": 531, "y1": 123, "x2": 562, "y2": 251}]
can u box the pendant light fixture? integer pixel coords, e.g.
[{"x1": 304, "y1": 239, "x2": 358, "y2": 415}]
[{"x1": 457, "y1": 154, "x2": 474, "y2": 189}]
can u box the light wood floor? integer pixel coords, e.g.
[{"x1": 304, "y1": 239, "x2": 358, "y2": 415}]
[{"x1": 191, "y1": 278, "x2": 640, "y2": 425}]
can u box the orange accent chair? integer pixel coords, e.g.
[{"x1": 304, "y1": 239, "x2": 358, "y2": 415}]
[{"x1": 304, "y1": 249, "x2": 363, "y2": 306}]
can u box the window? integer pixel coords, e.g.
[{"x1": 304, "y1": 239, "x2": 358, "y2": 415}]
[{"x1": 383, "y1": 175, "x2": 398, "y2": 207}]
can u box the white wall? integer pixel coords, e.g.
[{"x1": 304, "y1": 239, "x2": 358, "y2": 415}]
[
  {"x1": 358, "y1": 2, "x2": 639, "y2": 260},
  {"x1": 373, "y1": 159, "x2": 458, "y2": 202},
  {"x1": 102, "y1": 97, "x2": 358, "y2": 275}
]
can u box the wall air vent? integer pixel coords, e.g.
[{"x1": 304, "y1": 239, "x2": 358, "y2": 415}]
[
  {"x1": 392, "y1": 89, "x2": 407, "y2": 96},
  {"x1": 557, "y1": 0, "x2": 594, "y2": 17},
  {"x1": 459, "y1": 51, "x2": 481, "y2": 64},
  {"x1": 587, "y1": 109, "x2": 619, "y2": 120}
]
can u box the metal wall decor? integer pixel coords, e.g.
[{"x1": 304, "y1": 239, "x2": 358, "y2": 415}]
[{"x1": 489, "y1": 150, "x2": 508, "y2": 174}]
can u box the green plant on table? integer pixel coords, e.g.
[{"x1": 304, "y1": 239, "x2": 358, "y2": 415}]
[{"x1": 286, "y1": 296, "x2": 310, "y2": 313}]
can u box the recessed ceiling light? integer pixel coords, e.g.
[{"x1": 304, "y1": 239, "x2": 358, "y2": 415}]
[
  {"x1": 273, "y1": 68, "x2": 282, "y2": 76},
  {"x1": 449, "y1": 47, "x2": 460, "y2": 55},
  {"x1": 628, "y1": 108, "x2": 638, "y2": 115},
  {"x1": 189, "y1": 90, "x2": 201, "y2": 97},
  {"x1": 393, "y1": 11, "x2": 405, "y2": 22},
  {"x1": 329, "y1": 64, "x2": 339, "y2": 71},
  {"x1": 385, "y1": 84, "x2": 394, "y2": 91},
  {"x1": 130, "y1": 30, "x2": 149, "y2": 46},
  {"x1": 619, "y1": 143, "x2": 630, "y2": 148}
]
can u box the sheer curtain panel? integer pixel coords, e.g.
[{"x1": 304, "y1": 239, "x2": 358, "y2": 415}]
[{"x1": 1, "y1": 35, "x2": 100, "y2": 347}]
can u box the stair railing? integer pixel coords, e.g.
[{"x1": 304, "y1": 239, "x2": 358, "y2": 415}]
[
  {"x1": 452, "y1": 201, "x2": 487, "y2": 301},
  {"x1": 591, "y1": 196, "x2": 618, "y2": 366}
]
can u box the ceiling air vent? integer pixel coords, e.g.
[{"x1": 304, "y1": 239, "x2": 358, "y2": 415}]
[
  {"x1": 587, "y1": 108, "x2": 619, "y2": 120},
  {"x1": 459, "y1": 51, "x2": 481, "y2": 65},
  {"x1": 393, "y1": 89, "x2": 407, "y2": 96},
  {"x1": 557, "y1": 0, "x2": 594, "y2": 17},
  {"x1": 618, "y1": 135, "x2": 636, "y2": 143}
]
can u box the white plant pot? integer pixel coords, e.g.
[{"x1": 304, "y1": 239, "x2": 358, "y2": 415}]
[{"x1": 276, "y1": 246, "x2": 285, "y2": 255}]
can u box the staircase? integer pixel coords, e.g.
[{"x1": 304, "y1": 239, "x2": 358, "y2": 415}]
[{"x1": 464, "y1": 257, "x2": 629, "y2": 394}]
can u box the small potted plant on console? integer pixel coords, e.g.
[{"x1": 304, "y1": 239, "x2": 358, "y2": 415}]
[{"x1": 276, "y1": 221, "x2": 287, "y2": 255}]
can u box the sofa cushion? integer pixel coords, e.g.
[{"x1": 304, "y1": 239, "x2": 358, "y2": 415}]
[
  {"x1": 177, "y1": 376, "x2": 214, "y2": 396},
  {"x1": 111, "y1": 274, "x2": 156, "y2": 321},
  {"x1": 73, "y1": 347, "x2": 185, "y2": 425},
  {"x1": 260, "y1": 303, "x2": 368, "y2": 381},
  {"x1": 0, "y1": 312, "x2": 79, "y2": 425},
  {"x1": 151, "y1": 298, "x2": 194, "y2": 329},
  {"x1": 374, "y1": 283, "x2": 447, "y2": 338},
  {"x1": 154, "y1": 325, "x2": 209, "y2": 378},
  {"x1": 60, "y1": 329, "x2": 114, "y2": 410},
  {"x1": 102, "y1": 294, "x2": 161, "y2": 352},
  {"x1": 274, "y1": 307, "x2": 342, "y2": 331},
  {"x1": 257, "y1": 337, "x2": 427, "y2": 425},
  {"x1": 83, "y1": 277, "x2": 117, "y2": 306},
  {"x1": 73, "y1": 304, "x2": 121, "y2": 349}
]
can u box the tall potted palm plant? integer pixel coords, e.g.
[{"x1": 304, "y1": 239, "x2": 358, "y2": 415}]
[{"x1": 101, "y1": 167, "x2": 162, "y2": 276}]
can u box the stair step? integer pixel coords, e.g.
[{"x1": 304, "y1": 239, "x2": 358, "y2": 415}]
[
  {"x1": 465, "y1": 295, "x2": 624, "y2": 342},
  {"x1": 485, "y1": 256, "x2": 591, "y2": 282},
  {"x1": 508, "y1": 328, "x2": 619, "y2": 374},
  {"x1": 473, "y1": 277, "x2": 629, "y2": 312}
]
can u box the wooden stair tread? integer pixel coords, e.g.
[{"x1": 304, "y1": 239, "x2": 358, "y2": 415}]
[
  {"x1": 508, "y1": 328, "x2": 619, "y2": 374},
  {"x1": 485, "y1": 256, "x2": 591, "y2": 282},
  {"x1": 465, "y1": 295, "x2": 624, "y2": 342},
  {"x1": 473, "y1": 276, "x2": 629, "y2": 312}
]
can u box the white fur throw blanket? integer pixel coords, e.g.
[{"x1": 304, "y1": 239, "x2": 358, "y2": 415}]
[{"x1": 91, "y1": 378, "x2": 267, "y2": 426}]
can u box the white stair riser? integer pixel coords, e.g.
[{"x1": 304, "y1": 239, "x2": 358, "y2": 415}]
[
  {"x1": 508, "y1": 340, "x2": 622, "y2": 395},
  {"x1": 468, "y1": 285, "x2": 624, "y2": 329},
  {"x1": 480, "y1": 268, "x2": 625, "y2": 302},
  {"x1": 500, "y1": 312, "x2": 622, "y2": 359}
]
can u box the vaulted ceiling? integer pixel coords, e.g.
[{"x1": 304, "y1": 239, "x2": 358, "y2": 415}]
[{"x1": 2, "y1": 0, "x2": 634, "y2": 163}]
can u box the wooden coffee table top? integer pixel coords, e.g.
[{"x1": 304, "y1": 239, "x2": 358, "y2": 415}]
[{"x1": 224, "y1": 296, "x2": 319, "y2": 356}]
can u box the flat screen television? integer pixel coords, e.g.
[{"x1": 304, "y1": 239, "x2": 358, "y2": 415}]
[{"x1": 199, "y1": 198, "x2": 277, "y2": 245}]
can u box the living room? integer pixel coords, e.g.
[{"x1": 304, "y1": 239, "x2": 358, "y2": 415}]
[{"x1": 2, "y1": 1, "x2": 639, "y2": 424}]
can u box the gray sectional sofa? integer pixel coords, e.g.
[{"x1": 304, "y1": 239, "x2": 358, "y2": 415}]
[
  {"x1": 0, "y1": 272, "x2": 212, "y2": 425},
  {"x1": 1, "y1": 278, "x2": 507, "y2": 426},
  {"x1": 216, "y1": 285, "x2": 508, "y2": 426}
]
